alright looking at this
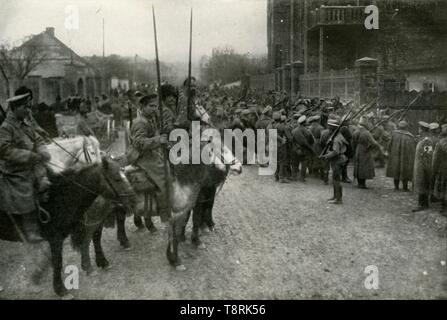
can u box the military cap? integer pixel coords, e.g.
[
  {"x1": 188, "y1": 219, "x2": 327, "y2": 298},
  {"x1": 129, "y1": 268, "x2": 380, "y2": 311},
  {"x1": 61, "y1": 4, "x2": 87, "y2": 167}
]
[
  {"x1": 429, "y1": 122, "x2": 440, "y2": 130},
  {"x1": 7, "y1": 93, "x2": 31, "y2": 109},
  {"x1": 308, "y1": 115, "x2": 320, "y2": 123},
  {"x1": 160, "y1": 84, "x2": 178, "y2": 101},
  {"x1": 262, "y1": 105, "x2": 272, "y2": 114},
  {"x1": 418, "y1": 121, "x2": 429, "y2": 129},
  {"x1": 358, "y1": 116, "x2": 369, "y2": 127},
  {"x1": 139, "y1": 94, "x2": 157, "y2": 106},
  {"x1": 241, "y1": 109, "x2": 251, "y2": 115},
  {"x1": 280, "y1": 115, "x2": 287, "y2": 121},
  {"x1": 235, "y1": 109, "x2": 242, "y2": 114},
  {"x1": 279, "y1": 108, "x2": 285, "y2": 115},
  {"x1": 298, "y1": 115, "x2": 307, "y2": 124},
  {"x1": 398, "y1": 120, "x2": 408, "y2": 129},
  {"x1": 327, "y1": 116, "x2": 341, "y2": 127},
  {"x1": 272, "y1": 112, "x2": 281, "y2": 120},
  {"x1": 293, "y1": 113, "x2": 301, "y2": 119},
  {"x1": 248, "y1": 106, "x2": 258, "y2": 114}
]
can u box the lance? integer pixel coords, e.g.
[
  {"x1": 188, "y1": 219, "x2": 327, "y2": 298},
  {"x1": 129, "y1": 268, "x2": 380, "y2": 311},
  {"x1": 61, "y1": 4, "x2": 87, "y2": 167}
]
[
  {"x1": 186, "y1": 8, "x2": 194, "y2": 121},
  {"x1": 152, "y1": 5, "x2": 172, "y2": 217}
]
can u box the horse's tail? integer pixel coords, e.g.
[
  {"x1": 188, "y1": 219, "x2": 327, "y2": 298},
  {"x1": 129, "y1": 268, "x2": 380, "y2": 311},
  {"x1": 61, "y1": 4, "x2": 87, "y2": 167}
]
[{"x1": 70, "y1": 222, "x2": 86, "y2": 252}]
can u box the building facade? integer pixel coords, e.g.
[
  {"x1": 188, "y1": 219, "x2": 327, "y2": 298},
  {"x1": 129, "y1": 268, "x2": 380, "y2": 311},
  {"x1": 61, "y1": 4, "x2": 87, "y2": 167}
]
[
  {"x1": 267, "y1": 0, "x2": 447, "y2": 102},
  {"x1": 0, "y1": 27, "x2": 107, "y2": 106}
]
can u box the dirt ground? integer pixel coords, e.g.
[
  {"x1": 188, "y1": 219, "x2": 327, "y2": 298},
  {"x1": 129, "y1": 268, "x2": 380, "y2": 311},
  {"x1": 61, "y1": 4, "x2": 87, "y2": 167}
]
[{"x1": 0, "y1": 160, "x2": 446, "y2": 299}]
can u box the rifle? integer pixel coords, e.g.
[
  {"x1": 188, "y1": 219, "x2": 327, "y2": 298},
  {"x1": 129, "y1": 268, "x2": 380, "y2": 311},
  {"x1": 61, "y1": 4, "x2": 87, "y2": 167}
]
[
  {"x1": 152, "y1": 6, "x2": 172, "y2": 218},
  {"x1": 319, "y1": 101, "x2": 361, "y2": 158},
  {"x1": 318, "y1": 99, "x2": 376, "y2": 156},
  {"x1": 273, "y1": 96, "x2": 288, "y2": 110},
  {"x1": 371, "y1": 92, "x2": 422, "y2": 131}
]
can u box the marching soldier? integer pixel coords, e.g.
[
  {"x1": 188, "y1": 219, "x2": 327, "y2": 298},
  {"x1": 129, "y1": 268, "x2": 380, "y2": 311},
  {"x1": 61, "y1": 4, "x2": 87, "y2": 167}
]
[
  {"x1": 320, "y1": 116, "x2": 349, "y2": 204},
  {"x1": 412, "y1": 121, "x2": 436, "y2": 212}
]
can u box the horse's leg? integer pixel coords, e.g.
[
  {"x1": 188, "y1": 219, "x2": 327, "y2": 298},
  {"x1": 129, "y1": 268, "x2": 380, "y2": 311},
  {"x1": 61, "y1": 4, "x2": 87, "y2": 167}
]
[
  {"x1": 93, "y1": 225, "x2": 110, "y2": 270},
  {"x1": 116, "y1": 207, "x2": 131, "y2": 250},
  {"x1": 191, "y1": 205, "x2": 204, "y2": 248},
  {"x1": 49, "y1": 237, "x2": 68, "y2": 297},
  {"x1": 31, "y1": 242, "x2": 52, "y2": 285},
  {"x1": 179, "y1": 210, "x2": 191, "y2": 243},
  {"x1": 80, "y1": 227, "x2": 95, "y2": 276},
  {"x1": 200, "y1": 186, "x2": 217, "y2": 232},
  {"x1": 166, "y1": 220, "x2": 179, "y2": 266},
  {"x1": 134, "y1": 215, "x2": 145, "y2": 231},
  {"x1": 204, "y1": 190, "x2": 216, "y2": 232},
  {"x1": 144, "y1": 194, "x2": 157, "y2": 233}
]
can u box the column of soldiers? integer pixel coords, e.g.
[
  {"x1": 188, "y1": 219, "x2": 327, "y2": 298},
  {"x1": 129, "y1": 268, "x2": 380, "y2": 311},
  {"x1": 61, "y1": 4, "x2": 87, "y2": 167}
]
[{"x1": 203, "y1": 88, "x2": 447, "y2": 213}]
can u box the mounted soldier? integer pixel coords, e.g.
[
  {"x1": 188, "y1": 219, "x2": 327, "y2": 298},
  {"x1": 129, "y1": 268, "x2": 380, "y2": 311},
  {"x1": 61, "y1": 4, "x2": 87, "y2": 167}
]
[
  {"x1": 0, "y1": 87, "x2": 51, "y2": 242},
  {"x1": 126, "y1": 93, "x2": 171, "y2": 222}
]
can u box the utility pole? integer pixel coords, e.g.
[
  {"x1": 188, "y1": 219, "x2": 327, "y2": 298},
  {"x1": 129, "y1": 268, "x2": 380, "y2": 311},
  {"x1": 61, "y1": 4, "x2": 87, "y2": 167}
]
[
  {"x1": 133, "y1": 54, "x2": 137, "y2": 88},
  {"x1": 102, "y1": 18, "x2": 106, "y2": 93}
]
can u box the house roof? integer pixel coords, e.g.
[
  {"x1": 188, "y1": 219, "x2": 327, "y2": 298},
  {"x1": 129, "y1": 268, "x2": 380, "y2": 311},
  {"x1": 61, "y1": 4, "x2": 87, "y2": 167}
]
[{"x1": 19, "y1": 28, "x2": 99, "y2": 78}]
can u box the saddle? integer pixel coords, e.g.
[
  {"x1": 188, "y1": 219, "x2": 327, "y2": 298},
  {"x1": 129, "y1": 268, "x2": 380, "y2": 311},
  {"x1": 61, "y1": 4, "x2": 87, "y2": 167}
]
[{"x1": 124, "y1": 165, "x2": 158, "y2": 193}]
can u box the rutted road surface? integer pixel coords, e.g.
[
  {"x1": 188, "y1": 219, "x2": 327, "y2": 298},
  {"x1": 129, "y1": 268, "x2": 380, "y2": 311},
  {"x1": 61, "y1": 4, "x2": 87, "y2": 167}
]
[{"x1": 0, "y1": 165, "x2": 446, "y2": 299}]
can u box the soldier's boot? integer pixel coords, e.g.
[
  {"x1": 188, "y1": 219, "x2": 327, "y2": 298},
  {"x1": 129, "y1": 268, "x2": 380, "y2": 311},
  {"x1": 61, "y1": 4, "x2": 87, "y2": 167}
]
[
  {"x1": 402, "y1": 180, "x2": 409, "y2": 192},
  {"x1": 327, "y1": 186, "x2": 336, "y2": 202},
  {"x1": 440, "y1": 201, "x2": 447, "y2": 216},
  {"x1": 22, "y1": 213, "x2": 44, "y2": 243},
  {"x1": 328, "y1": 186, "x2": 342, "y2": 204},
  {"x1": 394, "y1": 179, "x2": 400, "y2": 191},
  {"x1": 357, "y1": 179, "x2": 367, "y2": 189},
  {"x1": 290, "y1": 166, "x2": 299, "y2": 181},
  {"x1": 412, "y1": 194, "x2": 429, "y2": 212},
  {"x1": 341, "y1": 165, "x2": 352, "y2": 183}
]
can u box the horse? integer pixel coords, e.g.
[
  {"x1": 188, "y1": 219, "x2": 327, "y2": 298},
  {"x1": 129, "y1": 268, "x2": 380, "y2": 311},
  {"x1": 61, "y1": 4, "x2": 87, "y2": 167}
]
[
  {"x1": 45, "y1": 135, "x2": 102, "y2": 173},
  {"x1": 0, "y1": 157, "x2": 135, "y2": 298},
  {"x1": 78, "y1": 126, "x2": 243, "y2": 272}
]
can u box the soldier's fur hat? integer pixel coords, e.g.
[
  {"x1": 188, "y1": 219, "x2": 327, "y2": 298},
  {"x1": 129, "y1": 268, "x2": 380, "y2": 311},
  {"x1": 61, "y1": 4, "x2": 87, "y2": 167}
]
[{"x1": 160, "y1": 84, "x2": 178, "y2": 101}]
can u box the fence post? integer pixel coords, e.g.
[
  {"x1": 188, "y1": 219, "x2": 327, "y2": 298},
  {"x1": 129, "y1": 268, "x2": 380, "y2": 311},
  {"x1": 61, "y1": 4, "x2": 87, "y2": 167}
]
[
  {"x1": 345, "y1": 68, "x2": 348, "y2": 101},
  {"x1": 355, "y1": 57, "x2": 378, "y2": 106}
]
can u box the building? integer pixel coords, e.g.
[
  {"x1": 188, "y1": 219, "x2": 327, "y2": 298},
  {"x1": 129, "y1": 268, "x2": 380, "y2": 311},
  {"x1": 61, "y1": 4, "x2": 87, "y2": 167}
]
[
  {"x1": 267, "y1": 0, "x2": 447, "y2": 102},
  {"x1": 0, "y1": 27, "x2": 107, "y2": 106}
]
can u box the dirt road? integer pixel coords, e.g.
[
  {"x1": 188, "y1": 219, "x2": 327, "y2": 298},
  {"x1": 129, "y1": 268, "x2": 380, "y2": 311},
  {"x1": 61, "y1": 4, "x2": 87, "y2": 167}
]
[{"x1": 1, "y1": 162, "x2": 446, "y2": 299}]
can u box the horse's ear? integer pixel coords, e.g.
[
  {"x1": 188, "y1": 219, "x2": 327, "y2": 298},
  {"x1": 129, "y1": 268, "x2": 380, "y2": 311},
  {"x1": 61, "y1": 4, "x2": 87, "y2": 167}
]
[{"x1": 101, "y1": 156, "x2": 109, "y2": 170}]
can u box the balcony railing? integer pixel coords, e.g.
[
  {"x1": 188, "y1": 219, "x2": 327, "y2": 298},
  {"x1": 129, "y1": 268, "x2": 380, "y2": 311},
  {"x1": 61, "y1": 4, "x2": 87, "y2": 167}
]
[{"x1": 308, "y1": 6, "x2": 366, "y2": 30}]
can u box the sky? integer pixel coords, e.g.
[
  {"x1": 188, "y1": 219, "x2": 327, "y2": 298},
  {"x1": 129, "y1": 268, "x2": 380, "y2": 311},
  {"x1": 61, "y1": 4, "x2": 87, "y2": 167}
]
[{"x1": 0, "y1": 0, "x2": 268, "y2": 63}]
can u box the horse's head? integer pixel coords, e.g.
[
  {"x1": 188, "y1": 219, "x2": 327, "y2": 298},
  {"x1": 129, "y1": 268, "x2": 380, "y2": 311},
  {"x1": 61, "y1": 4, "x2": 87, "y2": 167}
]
[
  {"x1": 195, "y1": 104, "x2": 211, "y2": 125},
  {"x1": 202, "y1": 128, "x2": 242, "y2": 176},
  {"x1": 99, "y1": 156, "x2": 137, "y2": 214}
]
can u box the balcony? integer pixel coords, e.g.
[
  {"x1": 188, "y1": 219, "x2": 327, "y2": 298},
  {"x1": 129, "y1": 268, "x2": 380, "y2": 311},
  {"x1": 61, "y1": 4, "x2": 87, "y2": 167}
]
[{"x1": 308, "y1": 6, "x2": 366, "y2": 30}]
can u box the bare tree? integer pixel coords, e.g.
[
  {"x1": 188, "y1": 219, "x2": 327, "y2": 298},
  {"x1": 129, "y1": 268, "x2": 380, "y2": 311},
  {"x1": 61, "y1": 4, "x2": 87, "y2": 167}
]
[{"x1": 0, "y1": 37, "x2": 47, "y2": 97}]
